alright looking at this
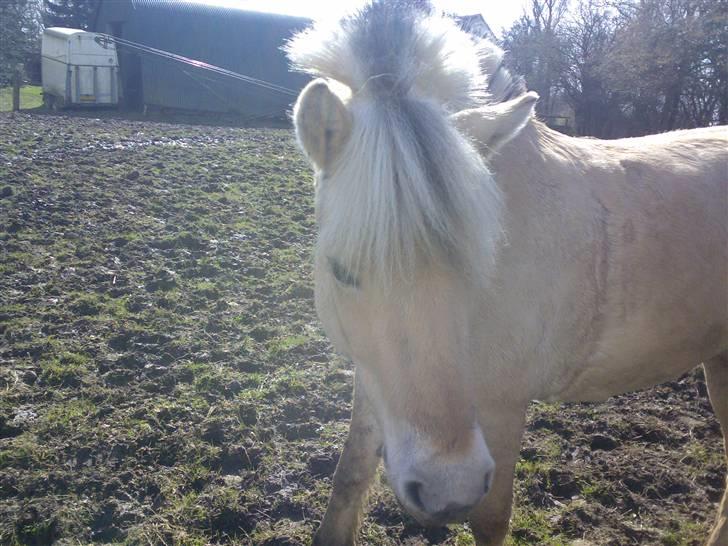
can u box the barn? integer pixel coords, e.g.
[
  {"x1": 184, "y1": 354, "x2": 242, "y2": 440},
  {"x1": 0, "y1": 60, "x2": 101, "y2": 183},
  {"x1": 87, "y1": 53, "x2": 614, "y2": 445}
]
[{"x1": 91, "y1": 0, "x2": 312, "y2": 120}]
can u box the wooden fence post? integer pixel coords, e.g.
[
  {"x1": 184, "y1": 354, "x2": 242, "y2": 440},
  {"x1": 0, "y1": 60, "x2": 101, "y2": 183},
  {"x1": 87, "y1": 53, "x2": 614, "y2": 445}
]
[{"x1": 12, "y1": 64, "x2": 23, "y2": 112}]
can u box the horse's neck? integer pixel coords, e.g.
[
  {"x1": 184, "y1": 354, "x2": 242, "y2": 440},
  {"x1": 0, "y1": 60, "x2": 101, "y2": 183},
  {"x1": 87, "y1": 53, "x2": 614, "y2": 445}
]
[
  {"x1": 489, "y1": 120, "x2": 590, "y2": 241},
  {"x1": 488, "y1": 119, "x2": 595, "y2": 296},
  {"x1": 484, "y1": 121, "x2": 605, "y2": 397}
]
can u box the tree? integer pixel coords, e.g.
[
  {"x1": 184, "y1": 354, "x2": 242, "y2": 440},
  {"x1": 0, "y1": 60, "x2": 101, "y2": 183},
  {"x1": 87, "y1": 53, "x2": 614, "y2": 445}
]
[
  {"x1": 501, "y1": 0, "x2": 569, "y2": 117},
  {"x1": 0, "y1": 0, "x2": 43, "y2": 86},
  {"x1": 559, "y1": 0, "x2": 624, "y2": 137},
  {"x1": 501, "y1": 0, "x2": 727, "y2": 136},
  {"x1": 603, "y1": 0, "x2": 728, "y2": 133},
  {"x1": 44, "y1": 0, "x2": 98, "y2": 30}
]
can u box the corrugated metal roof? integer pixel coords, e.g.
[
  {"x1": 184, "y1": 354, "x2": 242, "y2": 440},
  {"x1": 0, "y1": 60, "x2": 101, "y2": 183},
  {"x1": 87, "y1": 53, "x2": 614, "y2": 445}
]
[{"x1": 128, "y1": 0, "x2": 305, "y2": 19}]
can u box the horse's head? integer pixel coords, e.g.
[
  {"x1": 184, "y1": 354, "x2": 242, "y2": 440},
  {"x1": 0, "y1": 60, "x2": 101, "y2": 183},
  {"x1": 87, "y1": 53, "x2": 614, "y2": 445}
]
[
  {"x1": 288, "y1": 2, "x2": 536, "y2": 525},
  {"x1": 293, "y1": 78, "x2": 535, "y2": 525},
  {"x1": 314, "y1": 241, "x2": 494, "y2": 525}
]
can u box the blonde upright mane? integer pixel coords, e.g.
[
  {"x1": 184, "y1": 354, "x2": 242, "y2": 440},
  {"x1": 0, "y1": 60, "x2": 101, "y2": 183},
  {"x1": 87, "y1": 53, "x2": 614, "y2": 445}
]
[{"x1": 286, "y1": 2, "x2": 507, "y2": 285}]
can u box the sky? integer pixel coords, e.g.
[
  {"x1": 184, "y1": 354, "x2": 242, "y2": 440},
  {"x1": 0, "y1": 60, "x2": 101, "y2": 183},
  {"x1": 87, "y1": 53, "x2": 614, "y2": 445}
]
[{"x1": 196, "y1": 0, "x2": 531, "y2": 37}]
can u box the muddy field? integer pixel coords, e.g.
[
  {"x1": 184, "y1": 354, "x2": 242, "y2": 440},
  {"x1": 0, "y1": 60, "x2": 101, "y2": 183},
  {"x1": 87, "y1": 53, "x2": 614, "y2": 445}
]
[{"x1": 0, "y1": 112, "x2": 724, "y2": 545}]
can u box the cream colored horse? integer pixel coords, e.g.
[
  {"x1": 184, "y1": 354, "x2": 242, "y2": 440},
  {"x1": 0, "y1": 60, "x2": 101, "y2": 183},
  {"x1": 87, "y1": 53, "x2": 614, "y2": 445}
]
[{"x1": 286, "y1": 2, "x2": 728, "y2": 544}]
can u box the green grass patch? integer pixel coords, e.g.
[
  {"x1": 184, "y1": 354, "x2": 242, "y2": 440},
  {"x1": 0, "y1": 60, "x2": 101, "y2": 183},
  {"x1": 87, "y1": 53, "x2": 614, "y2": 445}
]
[
  {"x1": 119, "y1": 416, "x2": 155, "y2": 440},
  {"x1": 508, "y1": 507, "x2": 568, "y2": 546},
  {"x1": 579, "y1": 479, "x2": 612, "y2": 501},
  {"x1": 40, "y1": 352, "x2": 92, "y2": 387},
  {"x1": 0, "y1": 85, "x2": 43, "y2": 111},
  {"x1": 41, "y1": 398, "x2": 97, "y2": 434},
  {"x1": 0, "y1": 434, "x2": 54, "y2": 468},
  {"x1": 182, "y1": 362, "x2": 233, "y2": 394},
  {"x1": 660, "y1": 519, "x2": 709, "y2": 546},
  {"x1": 267, "y1": 334, "x2": 309, "y2": 356},
  {"x1": 683, "y1": 440, "x2": 724, "y2": 468},
  {"x1": 62, "y1": 292, "x2": 132, "y2": 325},
  {"x1": 70, "y1": 293, "x2": 104, "y2": 316},
  {"x1": 192, "y1": 281, "x2": 221, "y2": 300},
  {"x1": 515, "y1": 459, "x2": 554, "y2": 478},
  {"x1": 271, "y1": 367, "x2": 307, "y2": 395}
]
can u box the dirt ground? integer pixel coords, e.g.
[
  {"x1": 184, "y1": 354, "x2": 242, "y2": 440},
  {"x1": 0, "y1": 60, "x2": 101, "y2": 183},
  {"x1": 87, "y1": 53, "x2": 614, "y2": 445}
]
[{"x1": 0, "y1": 112, "x2": 724, "y2": 545}]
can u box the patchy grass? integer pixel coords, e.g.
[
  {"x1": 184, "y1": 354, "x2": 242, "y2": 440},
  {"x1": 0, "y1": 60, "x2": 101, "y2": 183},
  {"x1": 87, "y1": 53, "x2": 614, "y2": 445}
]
[
  {"x1": 660, "y1": 520, "x2": 710, "y2": 546},
  {"x1": 40, "y1": 398, "x2": 97, "y2": 434},
  {"x1": 0, "y1": 85, "x2": 43, "y2": 111},
  {"x1": 0, "y1": 112, "x2": 723, "y2": 545},
  {"x1": 39, "y1": 352, "x2": 92, "y2": 387}
]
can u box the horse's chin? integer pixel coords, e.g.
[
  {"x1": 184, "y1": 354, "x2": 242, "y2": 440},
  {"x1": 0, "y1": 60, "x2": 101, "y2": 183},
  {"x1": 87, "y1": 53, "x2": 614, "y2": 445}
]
[
  {"x1": 395, "y1": 495, "x2": 472, "y2": 528},
  {"x1": 404, "y1": 506, "x2": 470, "y2": 528}
]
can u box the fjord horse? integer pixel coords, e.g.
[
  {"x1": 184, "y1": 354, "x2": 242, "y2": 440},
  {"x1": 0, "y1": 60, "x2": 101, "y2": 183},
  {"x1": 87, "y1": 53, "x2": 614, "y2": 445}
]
[{"x1": 287, "y1": 2, "x2": 728, "y2": 544}]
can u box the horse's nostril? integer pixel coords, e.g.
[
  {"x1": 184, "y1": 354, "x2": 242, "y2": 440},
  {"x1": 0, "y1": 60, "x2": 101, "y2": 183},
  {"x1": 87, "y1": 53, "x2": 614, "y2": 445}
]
[
  {"x1": 483, "y1": 470, "x2": 493, "y2": 495},
  {"x1": 405, "y1": 480, "x2": 425, "y2": 511}
]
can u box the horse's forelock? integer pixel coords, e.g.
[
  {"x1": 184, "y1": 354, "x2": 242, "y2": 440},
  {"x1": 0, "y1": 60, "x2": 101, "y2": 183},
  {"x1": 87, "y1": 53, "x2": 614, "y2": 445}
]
[
  {"x1": 316, "y1": 95, "x2": 504, "y2": 287},
  {"x1": 288, "y1": 1, "x2": 510, "y2": 286}
]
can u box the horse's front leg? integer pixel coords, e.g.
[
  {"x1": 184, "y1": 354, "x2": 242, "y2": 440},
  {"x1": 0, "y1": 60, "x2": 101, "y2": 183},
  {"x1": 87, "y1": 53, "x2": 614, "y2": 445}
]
[
  {"x1": 469, "y1": 404, "x2": 528, "y2": 546},
  {"x1": 313, "y1": 371, "x2": 382, "y2": 546},
  {"x1": 704, "y1": 352, "x2": 728, "y2": 546}
]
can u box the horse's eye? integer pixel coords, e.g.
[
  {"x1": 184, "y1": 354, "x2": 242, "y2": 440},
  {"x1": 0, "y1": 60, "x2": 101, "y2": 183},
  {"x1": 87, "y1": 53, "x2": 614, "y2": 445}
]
[{"x1": 328, "y1": 257, "x2": 360, "y2": 288}]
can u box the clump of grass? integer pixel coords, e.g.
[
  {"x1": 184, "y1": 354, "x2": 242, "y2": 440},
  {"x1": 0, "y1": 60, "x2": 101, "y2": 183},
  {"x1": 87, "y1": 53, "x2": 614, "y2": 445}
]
[
  {"x1": 179, "y1": 463, "x2": 212, "y2": 492},
  {"x1": 661, "y1": 519, "x2": 709, "y2": 546},
  {"x1": 0, "y1": 434, "x2": 54, "y2": 469},
  {"x1": 71, "y1": 293, "x2": 105, "y2": 316},
  {"x1": 40, "y1": 352, "x2": 91, "y2": 386},
  {"x1": 508, "y1": 507, "x2": 567, "y2": 546},
  {"x1": 192, "y1": 281, "x2": 221, "y2": 301},
  {"x1": 683, "y1": 440, "x2": 723, "y2": 467},
  {"x1": 515, "y1": 459, "x2": 554, "y2": 481},
  {"x1": 271, "y1": 367, "x2": 307, "y2": 396},
  {"x1": 13, "y1": 516, "x2": 59, "y2": 545},
  {"x1": 266, "y1": 334, "x2": 309, "y2": 356},
  {"x1": 170, "y1": 492, "x2": 207, "y2": 526},
  {"x1": 578, "y1": 479, "x2": 615, "y2": 506},
  {"x1": 540, "y1": 434, "x2": 564, "y2": 459},
  {"x1": 181, "y1": 362, "x2": 232, "y2": 394},
  {"x1": 41, "y1": 398, "x2": 97, "y2": 435},
  {"x1": 249, "y1": 519, "x2": 312, "y2": 545},
  {"x1": 119, "y1": 416, "x2": 154, "y2": 441},
  {"x1": 103, "y1": 295, "x2": 131, "y2": 319}
]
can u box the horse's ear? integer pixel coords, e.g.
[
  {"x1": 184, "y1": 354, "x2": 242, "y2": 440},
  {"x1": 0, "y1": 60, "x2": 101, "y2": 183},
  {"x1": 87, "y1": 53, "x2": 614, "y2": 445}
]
[
  {"x1": 451, "y1": 92, "x2": 538, "y2": 154},
  {"x1": 293, "y1": 79, "x2": 352, "y2": 170}
]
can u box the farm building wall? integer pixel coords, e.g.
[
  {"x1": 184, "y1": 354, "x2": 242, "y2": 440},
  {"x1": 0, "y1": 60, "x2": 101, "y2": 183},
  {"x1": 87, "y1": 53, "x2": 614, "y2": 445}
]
[{"x1": 92, "y1": 0, "x2": 311, "y2": 118}]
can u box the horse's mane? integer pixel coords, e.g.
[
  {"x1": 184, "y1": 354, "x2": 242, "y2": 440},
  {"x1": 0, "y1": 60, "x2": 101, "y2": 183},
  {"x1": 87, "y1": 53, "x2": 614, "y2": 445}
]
[
  {"x1": 287, "y1": 1, "x2": 517, "y2": 286},
  {"x1": 479, "y1": 41, "x2": 528, "y2": 104}
]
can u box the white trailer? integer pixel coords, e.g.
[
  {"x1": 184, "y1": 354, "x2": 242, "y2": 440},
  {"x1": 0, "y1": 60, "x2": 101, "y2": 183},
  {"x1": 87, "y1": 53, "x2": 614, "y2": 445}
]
[{"x1": 41, "y1": 27, "x2": 120, "y2": 108}]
